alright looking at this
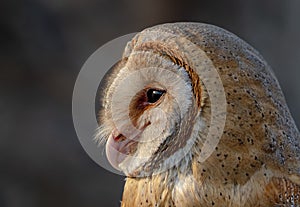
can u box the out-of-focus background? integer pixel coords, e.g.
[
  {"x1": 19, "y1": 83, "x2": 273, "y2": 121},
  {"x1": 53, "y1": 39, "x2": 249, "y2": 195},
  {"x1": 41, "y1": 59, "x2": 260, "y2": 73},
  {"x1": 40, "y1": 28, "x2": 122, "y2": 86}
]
[{"x1": 1, "y1": 0, "x2": 299, "y2": 206}]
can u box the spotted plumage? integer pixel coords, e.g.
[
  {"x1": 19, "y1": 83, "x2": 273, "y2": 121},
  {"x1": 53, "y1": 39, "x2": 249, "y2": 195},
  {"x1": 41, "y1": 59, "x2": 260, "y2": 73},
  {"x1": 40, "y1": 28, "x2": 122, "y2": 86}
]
[{"x1": 96, "y1": 22, "x2": 300, "y2": 206}]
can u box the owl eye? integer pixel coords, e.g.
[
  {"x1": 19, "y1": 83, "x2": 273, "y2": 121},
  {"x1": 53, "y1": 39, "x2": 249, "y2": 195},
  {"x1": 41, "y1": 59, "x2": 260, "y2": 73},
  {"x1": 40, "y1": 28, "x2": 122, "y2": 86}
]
[{"x1": 146, "y1": 89, "x2": 165, "y2": 103}]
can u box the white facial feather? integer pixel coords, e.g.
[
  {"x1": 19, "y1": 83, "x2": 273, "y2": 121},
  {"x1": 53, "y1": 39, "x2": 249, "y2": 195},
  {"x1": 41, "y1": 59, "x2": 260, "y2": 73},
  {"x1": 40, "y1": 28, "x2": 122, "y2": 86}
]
[{"x1": 95, "y1": 49, "x2": 199, "y2": 175}]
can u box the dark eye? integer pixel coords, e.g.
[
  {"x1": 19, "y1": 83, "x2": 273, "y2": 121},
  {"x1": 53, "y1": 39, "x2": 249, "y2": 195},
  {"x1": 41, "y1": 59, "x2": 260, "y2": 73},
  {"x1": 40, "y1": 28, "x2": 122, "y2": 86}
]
[{"x1": 146, "y1": 89, "x2": 165, "y2": 103}]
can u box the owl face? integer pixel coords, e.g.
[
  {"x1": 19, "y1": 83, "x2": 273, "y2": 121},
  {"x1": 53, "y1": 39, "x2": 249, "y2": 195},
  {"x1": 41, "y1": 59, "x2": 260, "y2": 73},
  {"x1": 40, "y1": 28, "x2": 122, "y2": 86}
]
[{"x1": 96, "y1": 51, "x2": 200, "y2": 176}]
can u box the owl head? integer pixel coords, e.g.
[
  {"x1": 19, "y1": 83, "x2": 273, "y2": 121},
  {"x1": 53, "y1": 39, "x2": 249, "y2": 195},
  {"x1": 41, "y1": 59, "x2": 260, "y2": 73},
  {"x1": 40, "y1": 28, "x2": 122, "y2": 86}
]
[{"x1": 95, "y1": 23, "x2": 300, "y2": 179}]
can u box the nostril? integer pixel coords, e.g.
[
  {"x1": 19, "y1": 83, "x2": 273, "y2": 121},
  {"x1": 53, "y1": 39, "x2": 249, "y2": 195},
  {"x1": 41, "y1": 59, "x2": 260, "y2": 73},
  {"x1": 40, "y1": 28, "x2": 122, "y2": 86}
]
[{"x1": 113, "y1": 134, "x2": 126, "y2": 142}]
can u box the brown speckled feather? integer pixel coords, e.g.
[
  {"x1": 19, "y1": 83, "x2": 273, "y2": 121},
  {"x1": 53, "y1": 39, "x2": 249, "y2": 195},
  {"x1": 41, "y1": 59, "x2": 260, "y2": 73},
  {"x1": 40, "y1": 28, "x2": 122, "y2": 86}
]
[{"x1": 101, "y1": 23, "x2": 300, "y2": 207}]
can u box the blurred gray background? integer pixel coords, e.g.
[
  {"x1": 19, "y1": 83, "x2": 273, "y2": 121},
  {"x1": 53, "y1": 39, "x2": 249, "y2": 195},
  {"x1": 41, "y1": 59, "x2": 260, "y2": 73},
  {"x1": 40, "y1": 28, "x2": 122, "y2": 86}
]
[{"x1": 1, "y1": 0, "x2": 299, "y2": 206}]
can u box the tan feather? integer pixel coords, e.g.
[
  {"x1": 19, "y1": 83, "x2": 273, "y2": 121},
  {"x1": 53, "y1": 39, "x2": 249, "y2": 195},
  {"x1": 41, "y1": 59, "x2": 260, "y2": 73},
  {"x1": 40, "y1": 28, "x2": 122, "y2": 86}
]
[{"x1": 97, "y1": 22, "x2": 300, "y2": 206}]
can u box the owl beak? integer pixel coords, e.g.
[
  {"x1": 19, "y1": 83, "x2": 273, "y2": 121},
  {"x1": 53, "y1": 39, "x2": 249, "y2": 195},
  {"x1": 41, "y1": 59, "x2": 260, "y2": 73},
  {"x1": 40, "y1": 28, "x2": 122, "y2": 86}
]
[{"x1": 106, "y1": 129, "x2": 138, "y2": 171}]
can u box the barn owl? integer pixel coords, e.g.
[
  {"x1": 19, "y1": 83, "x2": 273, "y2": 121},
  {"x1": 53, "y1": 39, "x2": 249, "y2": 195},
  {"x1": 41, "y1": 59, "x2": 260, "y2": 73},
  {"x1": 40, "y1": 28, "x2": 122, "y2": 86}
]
[{"x1": 96, "y1": 23, "x2": 300, "y2": 206}]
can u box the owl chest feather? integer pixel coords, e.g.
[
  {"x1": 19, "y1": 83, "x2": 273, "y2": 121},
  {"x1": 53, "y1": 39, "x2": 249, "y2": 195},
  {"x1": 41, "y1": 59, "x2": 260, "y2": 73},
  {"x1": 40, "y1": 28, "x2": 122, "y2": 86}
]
[{"x1": 121, "y1": 158, "x2": 300, "y2": 207}]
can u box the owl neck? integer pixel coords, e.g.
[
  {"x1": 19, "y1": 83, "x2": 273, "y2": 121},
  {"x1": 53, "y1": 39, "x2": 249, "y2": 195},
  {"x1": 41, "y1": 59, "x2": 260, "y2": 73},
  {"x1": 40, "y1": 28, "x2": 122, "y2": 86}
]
[{"x1": 121, "y1": 153, "x2": 286, "y2": 207}]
